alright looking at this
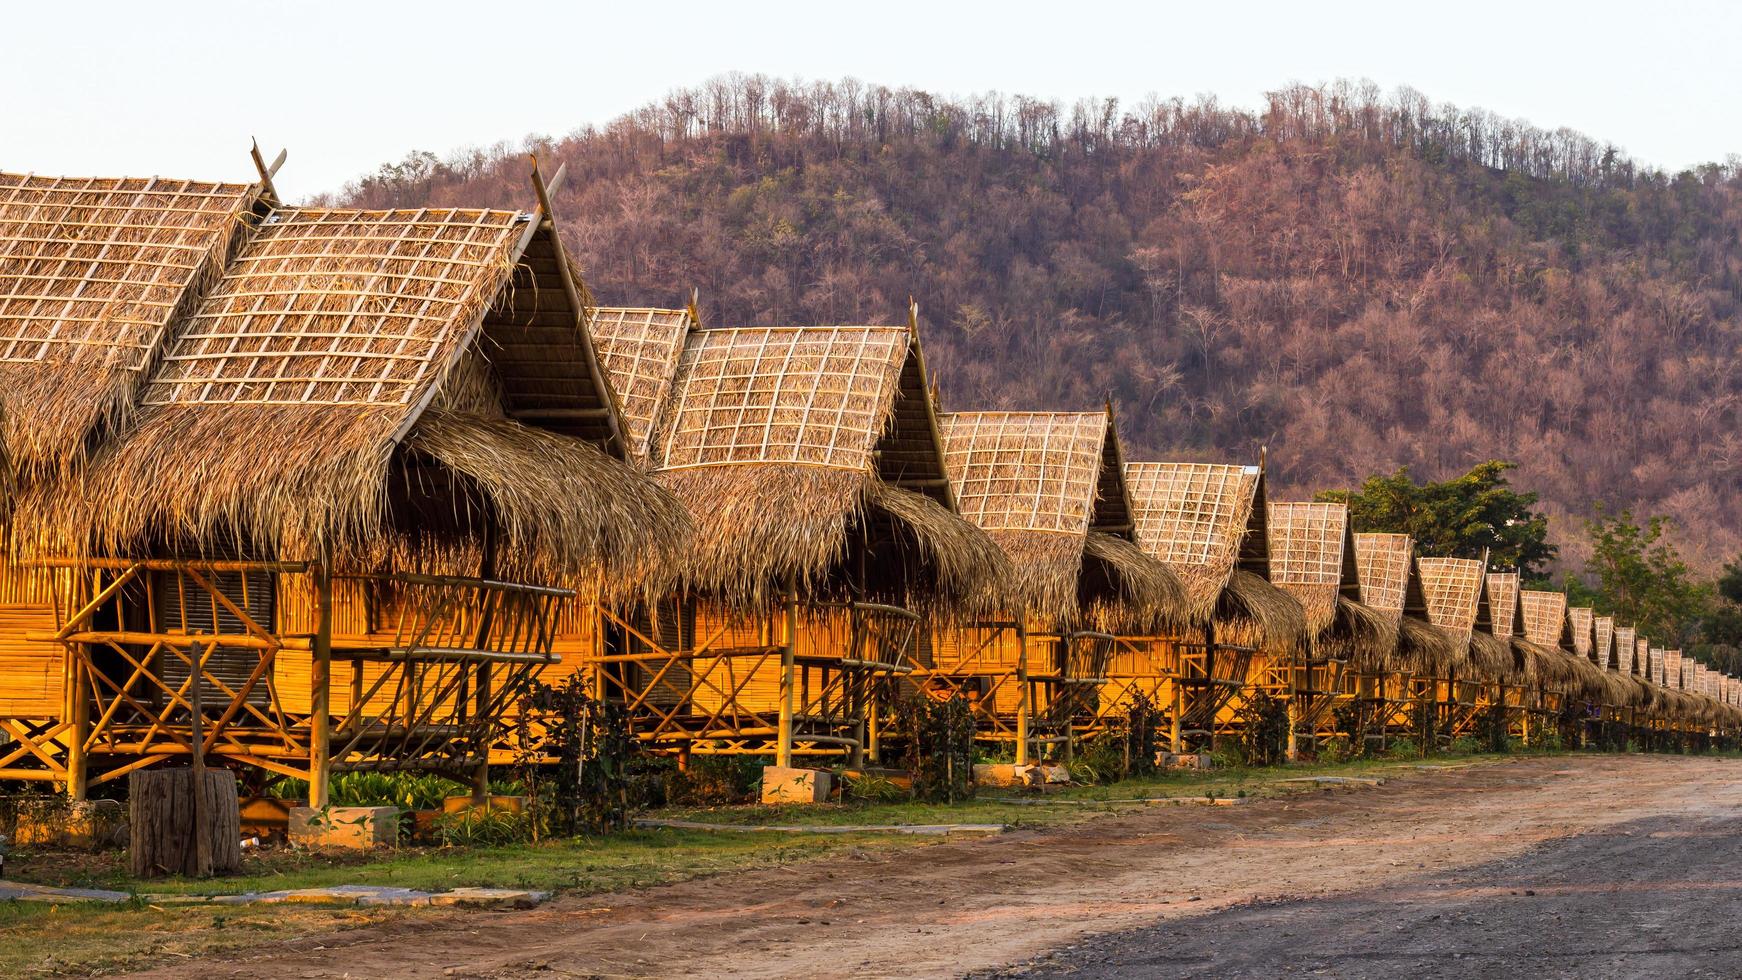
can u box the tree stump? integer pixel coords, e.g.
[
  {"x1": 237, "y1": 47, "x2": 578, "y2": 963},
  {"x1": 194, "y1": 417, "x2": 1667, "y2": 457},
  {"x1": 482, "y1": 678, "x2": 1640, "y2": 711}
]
[{"x1": 129, "y1": 769, "x2": 241, "y2": 877}]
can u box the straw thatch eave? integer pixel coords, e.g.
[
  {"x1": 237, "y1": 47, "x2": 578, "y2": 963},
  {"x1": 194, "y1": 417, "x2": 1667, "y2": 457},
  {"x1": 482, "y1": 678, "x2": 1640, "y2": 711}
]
[
  {"x1": 1398, "y1": 614, "x2": 1461, "y2": 675},
  {"x1": 0, "y1": 171, "x2": 265, "y2": 476},
  {"x1": 1081, "y1": 530, "x2": 1189, "y2": 634},
  {"x1": 646, "y1": 322, "x2": 1004, "y2": 616}
]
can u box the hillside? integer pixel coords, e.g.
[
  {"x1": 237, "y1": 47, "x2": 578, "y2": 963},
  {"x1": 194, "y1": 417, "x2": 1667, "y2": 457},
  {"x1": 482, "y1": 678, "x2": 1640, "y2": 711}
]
[{"x1": 329, "y1": 76, "x2": 1742, "y2": 571}]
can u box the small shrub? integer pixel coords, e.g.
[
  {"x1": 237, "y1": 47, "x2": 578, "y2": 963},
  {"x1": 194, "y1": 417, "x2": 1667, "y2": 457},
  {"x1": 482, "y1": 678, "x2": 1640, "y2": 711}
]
[
  {"x1": 668, "y1": 756, "x2": 765, "y2": 805},
  {"x1": 1236, "y1": 690, "x2": 1290, "y2": 767},
  {"x1": 840, "y1": 772, "x2": 907, "y2": 803},
  {"x1": 435, "y1": 807, "x2": 536, "y2": 847},
  {"x1": 1472, "y1": 704, "x2": 1511, "y2": 755},
  {"x1": 892, "y1": 693, "x2": 976, "y2": 803}
]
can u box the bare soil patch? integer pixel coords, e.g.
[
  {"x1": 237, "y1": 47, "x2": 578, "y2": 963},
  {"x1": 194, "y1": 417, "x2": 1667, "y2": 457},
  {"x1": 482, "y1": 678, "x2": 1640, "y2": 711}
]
[{"x1": 116, "y1": 754, "x2": 1742, "y2": 979}]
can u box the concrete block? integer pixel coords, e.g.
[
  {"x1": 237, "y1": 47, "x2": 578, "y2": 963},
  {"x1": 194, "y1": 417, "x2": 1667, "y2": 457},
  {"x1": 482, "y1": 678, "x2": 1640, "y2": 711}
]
[
  {"x1": 1038, "y1": 764, "x2": 1073, "y2": 785},
  {"x1": 759, "y1": 766, "x2": 833, "y2": 804},
  {"x1": 288, "y1": 805, "x2": 399, "y2": 850},
  {"x1": 973, "y1": 764, "x2": 1046, "y2": 789},
  {"x1": 11, "y1": 799, "x2": 125, "y2": 850},
  {"x1": 1157, "y1": 752, "x2": 1213, "y2": 771}
]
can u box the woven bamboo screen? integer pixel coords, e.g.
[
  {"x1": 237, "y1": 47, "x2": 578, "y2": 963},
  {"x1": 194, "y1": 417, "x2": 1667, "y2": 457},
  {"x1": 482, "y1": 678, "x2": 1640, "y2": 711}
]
[
  {"x1": 1520, "y1": 591, "x2": 1568, "y2": 649},
  {"x1": 655, "y1": 326, "x2": 909, "y2": 472},
  {"x1": 1353, "y1": 533, "x2": 1412, "y2": 623},
  {"x1": 1650, "y1": 647, "x2": 1665, "y2": 685},
  {"x1": 588, "y1": 306, "x2": 692, "y2": 460},
  {"x1": 1568, "y1": 607, "x2": 1594, "y2": 659},
  {"x1": 1126, "y1": 461, "x2": 1259, "y2": 584},
  {"x1": 1416, "y1": 557, "x2": 1485, "y2": 635},
  {"x1": 0, "y1": 172, "x2": 257, "y2": 369},
  {"x1": 1614, "y1": 626, "x2": 1636, "y2": 672},
  {"x1": 1267, "y1": 502, "x2": 1350, "y2": 630},
  {"x1": 940, "y1": 412, "x2": 1106, "y2": 535},
  {"x1": 1666, "y1": 649, "x2": 1684, "y2": 688},
  {"x1": 1594, "y1": 616, "x2": 1614, "y2": 670},
  {"x1": 1485, "y1": 572, "x2": 1520, "y2": 636},
  {"x1": 142, "y1": 207, "x2": 525, "y2": 409}
]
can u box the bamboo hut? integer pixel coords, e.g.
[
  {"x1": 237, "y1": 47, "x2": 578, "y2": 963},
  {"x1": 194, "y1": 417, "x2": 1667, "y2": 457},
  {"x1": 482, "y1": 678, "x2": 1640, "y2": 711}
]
[
  {"x1": 0, "y1": 163, "x2": 688, "y2": 802},
  {"x1": 1349, "y1": 532, "x2": 1423, "y2": 743},
  {"x1": 586, "y1": 308, "x2": 1005, "y2": 765},
  {"x1": 1415, "y1": 557, "x2": 1488, "y2": 742},
  {"x1": 1122, "y1": 461, "x2": 1307, "y2": 749},
  {"x1": 1481, "y1": 571, "x2": 1534, "y2": 739},
  {"x1": 928, "y1": 410, "x2": 1187, "y2": 762},
  {"x1": 1265, "y1": 502, "x2": 1392, "y2": 748}
]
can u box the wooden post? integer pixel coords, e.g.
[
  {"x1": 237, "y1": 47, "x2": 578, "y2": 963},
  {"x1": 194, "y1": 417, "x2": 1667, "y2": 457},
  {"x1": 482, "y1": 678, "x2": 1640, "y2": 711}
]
[
  {"x1": 189, "y1": 640, "x2": 213, "y2": 878},
  {"x1": 1285, "y1": 656, "x2": 1300, "y2": 762},
  {"x1": 1170, "y1": 640, "x2": 1184, "y2": 753},
  {"x1": 309, "y1": 562, "x2": 333, "y2": 809},
  {"x1": 65, "y1": 651, "x2": 89, "y2": 802},
  {"x1": 776, "y1": 580, "x2": 797, "y2": 768},
  {"x1": 1014, "y1": 623, "x2": 1031, "y2": 766}
]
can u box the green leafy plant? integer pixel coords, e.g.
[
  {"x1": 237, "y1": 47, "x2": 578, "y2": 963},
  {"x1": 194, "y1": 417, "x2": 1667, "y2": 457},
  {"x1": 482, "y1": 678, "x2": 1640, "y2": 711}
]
[
  {"x1": 891, "y1": 693, "x2": 976, "y2": 803},
  {"x1": 513, "y1": 673, "x2": 636, "y2": 837}
]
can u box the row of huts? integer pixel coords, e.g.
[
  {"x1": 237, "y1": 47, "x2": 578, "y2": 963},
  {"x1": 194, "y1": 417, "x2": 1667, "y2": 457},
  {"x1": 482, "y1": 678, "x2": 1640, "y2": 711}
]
[{"x1": 0, "y1": 159, "x2": 1735, "y2": 805}]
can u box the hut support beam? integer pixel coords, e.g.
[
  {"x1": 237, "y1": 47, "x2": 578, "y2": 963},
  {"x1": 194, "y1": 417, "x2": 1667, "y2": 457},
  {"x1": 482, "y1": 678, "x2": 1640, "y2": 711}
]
[
  {"x1": 309, "y1": 562, "x2": 334, "y2": 809},
  {"x1": 66, "y1": 656, "x2": 89, "y2": 801},
  {"x1": 776, "y1": 583, "x2": 797, "y2": 769},
  {"x1": 1015, "y1": 623, "x2": 1031, "y2": 766}
]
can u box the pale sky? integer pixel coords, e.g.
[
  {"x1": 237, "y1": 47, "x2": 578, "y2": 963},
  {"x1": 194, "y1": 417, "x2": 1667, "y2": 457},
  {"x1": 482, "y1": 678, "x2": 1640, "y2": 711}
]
[{"x1": 5, "y1": 0, "x2": 1738, "y2": 201}]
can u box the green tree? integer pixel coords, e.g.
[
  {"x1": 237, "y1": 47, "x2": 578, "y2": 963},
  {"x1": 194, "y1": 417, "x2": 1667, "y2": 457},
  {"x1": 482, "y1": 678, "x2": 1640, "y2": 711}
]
[
  {"x1": 1581, "y1": 510, "x2": 1711, "y2": 644},
  {"x1": 1315, "y1": 461, "x2": 1556, "y2": 576}
]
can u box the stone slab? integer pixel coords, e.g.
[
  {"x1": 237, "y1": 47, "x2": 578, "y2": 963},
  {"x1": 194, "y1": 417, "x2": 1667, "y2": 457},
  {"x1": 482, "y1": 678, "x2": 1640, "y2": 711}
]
[{"x1": 637, "y1": 818, "x2": 1005, "y2": 837}]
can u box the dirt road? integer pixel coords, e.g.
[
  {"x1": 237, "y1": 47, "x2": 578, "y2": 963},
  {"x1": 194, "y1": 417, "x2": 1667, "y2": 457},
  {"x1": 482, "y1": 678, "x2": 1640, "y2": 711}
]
[{"x1": 125, "y1": 755, "x2": 1742, "y2": 979}]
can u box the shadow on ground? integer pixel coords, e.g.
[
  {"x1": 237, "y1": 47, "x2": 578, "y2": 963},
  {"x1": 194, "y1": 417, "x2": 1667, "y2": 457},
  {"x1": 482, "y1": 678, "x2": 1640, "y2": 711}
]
[{"x1": 985, "y1": 811, "x2": 1742, "y2": 979}]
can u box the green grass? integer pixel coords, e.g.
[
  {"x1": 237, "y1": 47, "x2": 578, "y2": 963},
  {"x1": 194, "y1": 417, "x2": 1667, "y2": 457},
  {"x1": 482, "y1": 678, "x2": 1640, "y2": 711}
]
[{"x1": 10, "y1": 827, "x2": 915, "y2": 898}]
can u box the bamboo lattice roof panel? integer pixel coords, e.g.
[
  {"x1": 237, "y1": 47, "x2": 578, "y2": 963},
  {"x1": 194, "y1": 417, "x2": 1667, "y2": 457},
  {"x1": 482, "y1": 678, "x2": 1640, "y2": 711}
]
[
  {"x1": 1485, "y1": 572, "x2": 1520, "y2": 636},
  {"x1": 1594, "y1": 616, "x2": 1615, "y2": 670},
  {"x1": 141, "y1": 206, "x2": 526, "y2": 410},
  {"x1": 589, "y1": 306, "x2": 694, "y2": 461},
  {"x1": 1126, "y1": 462, "x2": 1264, "y2": 607},
  {"x1": 1614, "y1": 626, "x2": 1636, "y2": 672},
  {"x1": 940, "y1": 412, "x2": 1107, "y2": 536},
  {"x1": 654, "y1": 326, "x2": 910, "y2": 474},
  {"x1": 1266, "y1": 501, "x2": 1359, "y2": 633},
  {"x1": 1651, "y1": 646, "x2": 1665, "y2": 685},
  {"x1": 0, "y1": 171, "x2": 262, "y2": 468},
  {"x1": 1353, "y1": 532, "x2": 1413, "y2": 624},
  {"x1": 1568, "y1": 606, "x2": 1595, "y2": 660},
  {"x1": 1416, "y1": 557, "x2": 1486, "y2": 637},
  {"x1": 1520, "y1": 590, "x2": 1571, "y2": 649}
]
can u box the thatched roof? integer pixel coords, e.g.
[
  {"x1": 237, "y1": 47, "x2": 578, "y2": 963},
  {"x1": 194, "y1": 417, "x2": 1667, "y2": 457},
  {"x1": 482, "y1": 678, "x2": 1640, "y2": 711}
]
[
  {"x1": 1594, "y1": 616, "x2": 1615, "y2": 670},
  {"x1": 33, "y1": 188, "x2": 684, "y2": 591},
  {"x1": 1520, "y1": 590, "x2": 1572, "y2": 650},
  {"x1": 0, "y1": 172, "x2": 265, "y2": 474},
  {"x1": 588, "y1": 305, "x2": 697, "y2": 463},
  {"x1": 1614, "y1": 626, "x2": 1637, "y2": 672},
  {"x1": 1127, "y1": 460, "x2": 1305, "y2": 654},
  {"x1": 939, "y1": 410, "x2": 1184, "y2": 629},
  {"x1": 1416, "y1": 557, "x2": 1485, "y2": 647},
  {"x1": 1268, "y1": 502, "x2": 1391, "y2": 665},
  {"x1": 1484, "y1": 572, "x2": 1520, "y2": 637},
  {"x1": 646, "y1": 323, "x2": 1004, "y2": 612},
  {"x1": 1352, "y1": 532, "x2": 1413, "y2": 625},
  {"x1": 1568, "y1": 606, "x2": 1595, "y2": 661},
  {"x1": 1266, "y1": 502, "x2": 1359, "y2": 634}
]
